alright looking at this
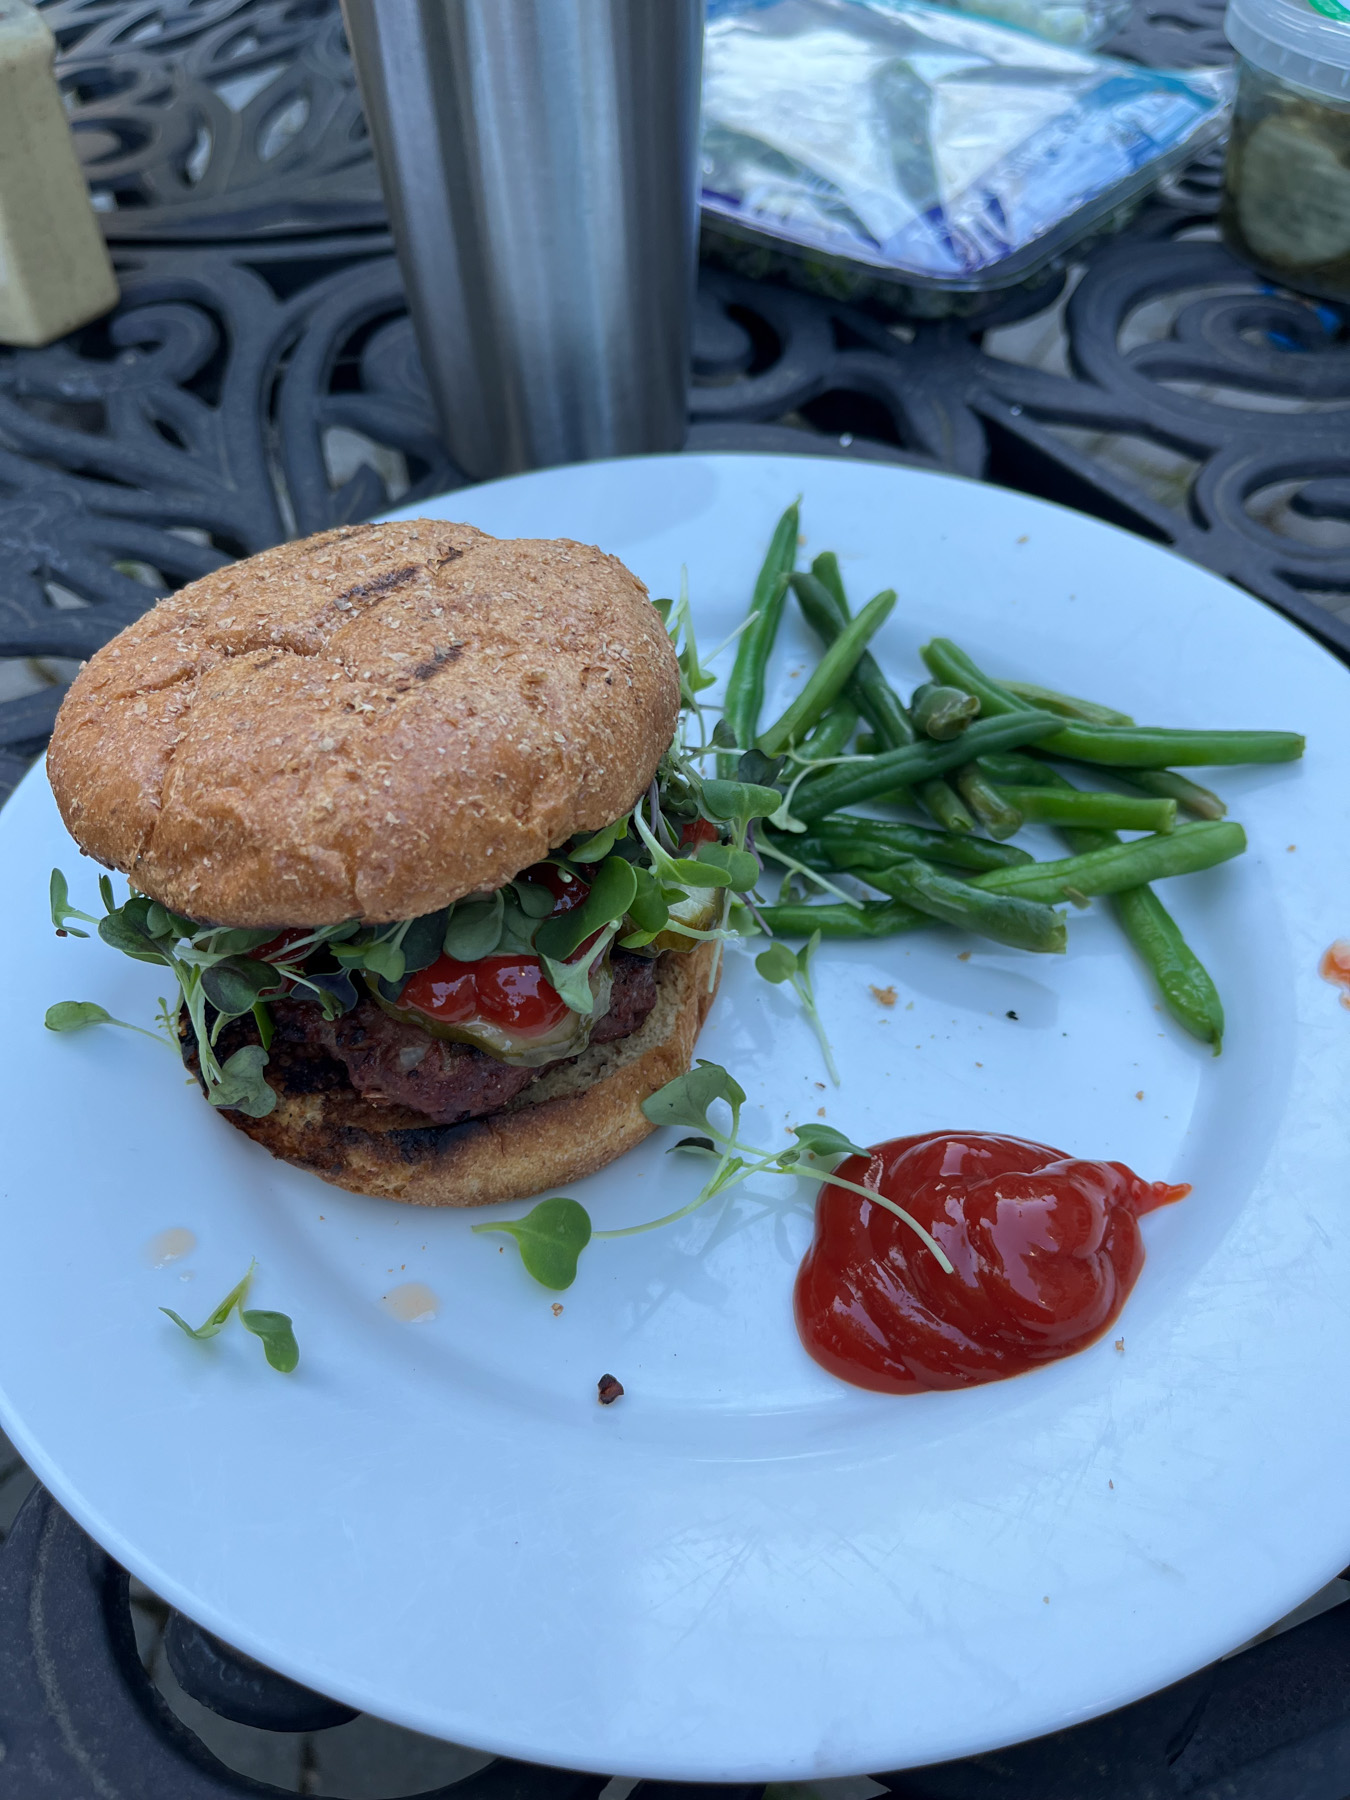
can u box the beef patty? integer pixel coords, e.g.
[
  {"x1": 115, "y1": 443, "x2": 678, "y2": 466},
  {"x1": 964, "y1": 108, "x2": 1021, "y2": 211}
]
[{"x1": 210, "y1": 950, "x2": 660, "y2": 1127}]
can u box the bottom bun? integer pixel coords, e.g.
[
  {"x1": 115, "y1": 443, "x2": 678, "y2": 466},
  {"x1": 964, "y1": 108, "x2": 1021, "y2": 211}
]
[{"x1": 217, "y1": 942, "x2": 720, "y2": 1207}]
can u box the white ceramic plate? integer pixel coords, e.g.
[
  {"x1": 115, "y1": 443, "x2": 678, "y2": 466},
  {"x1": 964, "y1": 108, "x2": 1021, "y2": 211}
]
[{"x1": 1, "y1": 454, "x2": 1348, "y2": 1781}]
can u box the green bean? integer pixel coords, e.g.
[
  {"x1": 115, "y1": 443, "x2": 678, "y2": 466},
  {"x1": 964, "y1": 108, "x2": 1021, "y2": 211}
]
[
  {"x1": 983, "y1": 748, "x2": 1225, "y2": 820},
  {"x1": 954, "y1": 766, "x2": 1023, "y2": 839},
  {"x1": 1108, "y1": 886, "x2": 1225, "y2": 1050},
  {"x1": 918, "y1": 779, "x2": 976, "y2": 834},
  {"x1": 969, "y1": 821, "x2": 1246, "y2": 901},
  {"x1": 1113, "y1": 768, "x2": 1227, "y2": 821},
  {"x1": 792, "y1": 566, "x2": 971, "y2": 830},
  {"x1": 923, "y1": 639, "x2": 1304, "y2": 766},
  {"x1": 809, "y1": 816, "x2": 1034, "y2": 871},
  {"x1": 766, "y1": 822, "x2": 1034, "y2": 934},
  {"x1": 758, "y1": 589, "x2": 896, "y2": 756},
  {"x1": 718, "y1": 502, "x2": 799, "y2": 774},
  {"x1": 911, "y1": 683, "x2": 980, "y2": 741},
  {"x1": 993, "y1": 786, "x2": 1177, "y2": 833},
  {"x1": 976, "y1": 752, "x2": 1060, "y2": 788},
  {"x1": 810, "y1": 551, "x2": 849, "y2": 615},
  {"x1": 1000, "y1": 680, "x2": 1134, "y2": 727},
  {"x1": 1048, "y1": 723, "x2": 1302, "y2": 768},
  {"x1": 1052, "y1": 815, "x2": 1225, "y2": 1046},
  {"x1": 861, "y1": 859, "x2": 1066, "y2": 954},
  {"x1": 921, "y1": 640, "x2": 1044, "y2": 719},
  {"x1": 980, "y1": 751, "x2": 1220, "y2": 822},
  {"x1": 790, "y1": 572, "x2": 912, "y2": 751},
  {"x1": 794, "y1": 699, "x2": 859, "y2": 764},
  {"x1": 758, "y1": 898, "x2": 926, "y2": 938},
  {"x1": 775, "y1": 835, "x2": 849, "y2": 878},
  {"x1": 793, "y1": 711, "x2": 1063, "y2": 824}
]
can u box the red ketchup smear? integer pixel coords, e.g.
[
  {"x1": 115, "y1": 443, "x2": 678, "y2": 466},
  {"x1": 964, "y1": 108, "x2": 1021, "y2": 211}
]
[
  {"x1": 398, "y1": 863, "x2": 592, "y2": 1039},
  {"x1": 1320, "y1": 940, "x2": 1350, "y2": 1008},
  {"x1": 795, "y1": 1131, "x2": 1189, "y2": 1394}
]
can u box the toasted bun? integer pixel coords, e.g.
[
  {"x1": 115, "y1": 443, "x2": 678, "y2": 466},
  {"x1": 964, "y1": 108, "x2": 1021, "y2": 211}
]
[
  {"x1": 47, "y1": 520, "x2": 680, "y2": 927},
  {"x1": 211, "y1": 944, "x2": 718, "y2": 1207}
]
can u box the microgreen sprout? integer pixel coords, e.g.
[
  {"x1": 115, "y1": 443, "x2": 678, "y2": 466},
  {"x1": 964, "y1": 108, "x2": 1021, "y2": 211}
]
[
  {"x1": 755, "y1": 931, "x2": 838, "y2": 1084},
  {"x1": 471, "y1": 1197, "x2": 592, "y2": 1290},
  {"x1": 755, "y1": 836, "x2": 857, "y2": 904},
  {"x1": 46, "y1": 871, "x2": 437, "y2": 1115},
  {"x1": 769, "y1": 750, "x2": 876, "y2": 834},
  {"x1": 49, "y1": 869, "x2": 100, "y2": 938},
  {"x1": 703, "y1": 610, "x2": 763, "y2": 668},
  {"x1": 480, "y1": 1061, "x2": 953, "y2": 1290},
  {"x1": 44, "y1": 1000, "x2": 175, "y2": 1047},
  {"x1": 660, "y1": 568, "x2": 718, "y2": 711},
  {"x1": 159, "y1": 1260, "x2": 300, "y2": 1372}
]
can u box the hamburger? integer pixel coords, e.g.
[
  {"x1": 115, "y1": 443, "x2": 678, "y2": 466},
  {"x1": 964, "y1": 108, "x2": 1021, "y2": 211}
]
[{"x1": 46, "y1": 518, "x2": 748, "y2": 1207}]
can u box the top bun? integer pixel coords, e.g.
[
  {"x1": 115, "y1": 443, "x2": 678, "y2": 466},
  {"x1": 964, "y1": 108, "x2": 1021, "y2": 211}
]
[{"x1": 47, "y1": 520, "x2": 680, "y2": 927}]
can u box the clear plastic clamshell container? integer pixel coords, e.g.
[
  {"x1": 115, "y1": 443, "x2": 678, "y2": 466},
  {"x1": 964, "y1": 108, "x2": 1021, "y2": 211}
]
[{"x1": 701, "y1": 0, "x2": 1232, "y2": 312}]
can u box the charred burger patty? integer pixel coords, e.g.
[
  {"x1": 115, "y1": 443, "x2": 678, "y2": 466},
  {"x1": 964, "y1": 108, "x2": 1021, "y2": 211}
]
[{"x1": 209, "y1": 950, "x2": 660, "y2": 1127}]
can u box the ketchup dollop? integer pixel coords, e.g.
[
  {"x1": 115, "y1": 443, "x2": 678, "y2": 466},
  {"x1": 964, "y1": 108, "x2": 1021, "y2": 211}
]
[
  {"x1": 399, "y1": 954, "x2": 571, "y2": 1036},
  {"x1": 795, "y1": 1131, "x2": 1188, "y2": 1393},
  {"x1": 397, "y1": 863, "x2": 590, "y2": 1039}
]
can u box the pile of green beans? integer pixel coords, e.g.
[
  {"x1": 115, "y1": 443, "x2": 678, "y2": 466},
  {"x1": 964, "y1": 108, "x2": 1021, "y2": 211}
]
[{"x1": 718, "y1": 514, "x2": 1304, "y2": 1050}]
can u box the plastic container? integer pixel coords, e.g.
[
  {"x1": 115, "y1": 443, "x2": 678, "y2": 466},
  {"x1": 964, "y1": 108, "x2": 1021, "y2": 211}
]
[
  {"x1": 1223, "y1": 0, "x2": 1350, "y2": 299},
  {"x1": 701, "y1": 0, "x2": 1232, "y2": 316}
]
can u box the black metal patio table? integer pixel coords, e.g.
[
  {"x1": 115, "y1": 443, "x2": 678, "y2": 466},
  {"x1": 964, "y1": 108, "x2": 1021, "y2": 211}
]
[{"x1": 3, "y1": 1, "x2": 1350, "y2": 1794}]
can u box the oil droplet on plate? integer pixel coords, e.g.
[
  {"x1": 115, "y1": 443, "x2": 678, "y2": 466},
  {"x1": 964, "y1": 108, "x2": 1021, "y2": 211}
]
[
  {"x1": 143, "y1": 1228, "x2": 197, "y2": 1268},
  {"x1": 381, "y1": 1282, "x2": 438, "y2": 1324},
  {"x1": 1320, "y1": 940, "x2": 1350, "y2": 1008}
]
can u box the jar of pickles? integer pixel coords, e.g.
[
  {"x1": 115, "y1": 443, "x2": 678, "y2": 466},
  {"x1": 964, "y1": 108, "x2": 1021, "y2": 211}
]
[{"x1": 1223, "y1": 0, "x2": 1350, "y2": 299}]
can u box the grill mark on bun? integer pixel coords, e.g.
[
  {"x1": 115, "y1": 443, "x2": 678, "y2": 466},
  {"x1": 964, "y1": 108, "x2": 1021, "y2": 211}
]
[
  {"x1": 337, "y1": 564, "x2": 421, "y2": 604},
  {"x1": 410, "y1": 643, "x2": 464, "y2": 682}
]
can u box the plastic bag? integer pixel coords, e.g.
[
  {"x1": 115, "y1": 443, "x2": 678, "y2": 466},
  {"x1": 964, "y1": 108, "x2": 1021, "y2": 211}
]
[{"x1": 701, "y1": 0, "x2": 1231, "y2": 298}]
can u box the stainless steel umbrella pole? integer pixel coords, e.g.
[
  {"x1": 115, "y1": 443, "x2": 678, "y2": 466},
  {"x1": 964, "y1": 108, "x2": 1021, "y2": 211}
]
[{"x1": 340, "y1": 0, "x2": 704, "y2": 480}]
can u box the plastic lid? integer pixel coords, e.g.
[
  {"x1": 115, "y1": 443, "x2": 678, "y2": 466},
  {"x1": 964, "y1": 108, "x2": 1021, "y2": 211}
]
[{"x1": 1226, "y1": 0, "x2": 1350, "y2": 99}]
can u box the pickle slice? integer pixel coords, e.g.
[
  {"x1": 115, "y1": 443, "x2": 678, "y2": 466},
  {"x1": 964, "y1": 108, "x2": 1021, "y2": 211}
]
[
  {"x1": 1237, "y1": 114, "x2": 1350, "y2": 270},
  {"x1": 648, "y1": 887, "x2": 721, "y2": 953}
]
